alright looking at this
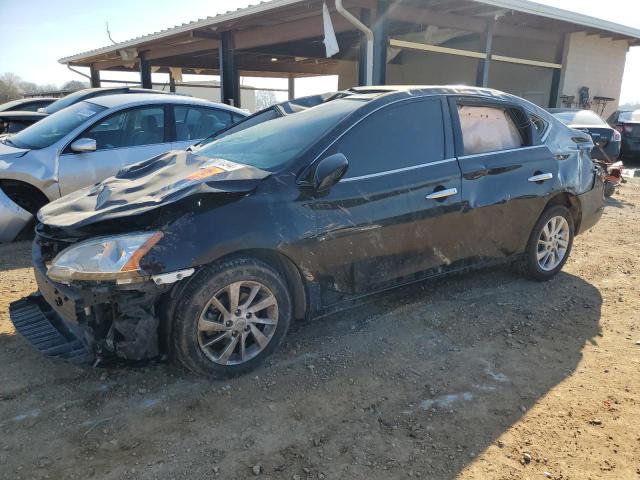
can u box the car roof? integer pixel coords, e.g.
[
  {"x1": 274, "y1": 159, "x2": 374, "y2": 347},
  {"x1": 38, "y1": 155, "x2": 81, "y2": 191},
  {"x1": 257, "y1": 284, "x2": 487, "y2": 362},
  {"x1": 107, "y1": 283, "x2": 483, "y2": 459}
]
[{"x1": 85, "y1": 93, "x2": 246, "y2": 114}]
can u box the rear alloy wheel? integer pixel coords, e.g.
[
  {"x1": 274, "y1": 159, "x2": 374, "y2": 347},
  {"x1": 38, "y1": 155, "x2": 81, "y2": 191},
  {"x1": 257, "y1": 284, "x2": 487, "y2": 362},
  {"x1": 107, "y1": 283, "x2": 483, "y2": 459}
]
[
  {"x1": 172, "y1": 256, "x2": 292, "y2": 378},
  {"x1": 524, "y1": 205, "x2": 574, "y2": 281}
]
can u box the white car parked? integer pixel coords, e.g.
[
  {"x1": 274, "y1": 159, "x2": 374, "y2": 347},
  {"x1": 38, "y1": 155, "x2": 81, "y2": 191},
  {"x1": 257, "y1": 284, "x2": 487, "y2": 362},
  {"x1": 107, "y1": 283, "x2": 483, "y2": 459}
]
[{"x1": 0, "y1": 93, "x2": 247, "y2": 241}]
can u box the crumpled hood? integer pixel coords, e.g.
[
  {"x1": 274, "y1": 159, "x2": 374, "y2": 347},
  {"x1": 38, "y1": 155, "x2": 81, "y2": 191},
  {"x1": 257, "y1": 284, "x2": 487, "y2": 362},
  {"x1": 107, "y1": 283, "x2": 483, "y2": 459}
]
[{"x1": 38, "y1": 150, "x2": 271, "y2": 228}]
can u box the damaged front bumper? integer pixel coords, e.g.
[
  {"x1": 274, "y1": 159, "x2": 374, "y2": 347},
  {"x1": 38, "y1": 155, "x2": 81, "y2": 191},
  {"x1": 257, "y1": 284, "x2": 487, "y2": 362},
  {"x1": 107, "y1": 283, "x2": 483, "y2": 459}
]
[
  {"x1": 9, "y1": 239, "x2": 181, "y2": 364},
  {"x1": 0, "y1": 186, "x2": 32, "y2": 242}
]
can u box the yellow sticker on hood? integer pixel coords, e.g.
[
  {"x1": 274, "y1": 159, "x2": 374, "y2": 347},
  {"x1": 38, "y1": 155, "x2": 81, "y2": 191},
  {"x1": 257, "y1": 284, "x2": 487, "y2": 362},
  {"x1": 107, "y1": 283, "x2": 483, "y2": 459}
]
[{"x1": 186, "y1": 166, "x2": 225, "y2": 181}]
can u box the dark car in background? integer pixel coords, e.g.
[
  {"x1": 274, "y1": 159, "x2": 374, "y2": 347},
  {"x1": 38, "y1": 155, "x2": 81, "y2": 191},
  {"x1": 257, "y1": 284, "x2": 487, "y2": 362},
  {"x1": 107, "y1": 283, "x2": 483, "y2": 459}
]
[
  {"x1": 10, "y1": 86, "x2": 604, "y2": 378},
  {"x1": 607, "y1": 109, "x2": 640, "y2": 158},
  {"x1": 0, "y1": 87, "x2": 164, "y2": 134},
  {"x1": 0, "y1": 97, "x2": 57, "y2": 113},
  {"x1": 549, "y1": 108, "x2": 621, "y2": 161}
]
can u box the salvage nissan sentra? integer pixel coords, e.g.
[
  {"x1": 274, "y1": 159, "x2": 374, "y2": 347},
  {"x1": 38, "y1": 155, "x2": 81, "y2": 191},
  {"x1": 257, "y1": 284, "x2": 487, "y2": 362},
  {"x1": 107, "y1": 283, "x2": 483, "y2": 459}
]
[{"x1": 10, "y1": 86, "x2": 605, "y2": 378}]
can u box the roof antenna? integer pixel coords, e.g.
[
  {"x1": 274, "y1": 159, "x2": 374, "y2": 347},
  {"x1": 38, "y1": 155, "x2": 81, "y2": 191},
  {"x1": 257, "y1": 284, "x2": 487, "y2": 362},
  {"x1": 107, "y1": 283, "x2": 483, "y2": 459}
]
[{"x1": 106, "y1": 22, "x2": 117, "y2": 45}]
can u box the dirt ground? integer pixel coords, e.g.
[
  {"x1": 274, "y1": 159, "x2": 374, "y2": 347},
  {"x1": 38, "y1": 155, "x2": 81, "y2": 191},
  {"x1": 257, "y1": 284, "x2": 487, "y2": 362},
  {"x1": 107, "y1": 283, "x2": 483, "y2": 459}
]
[{"x1": 1, "y1": 179, "x2": 639, "y2": 480}]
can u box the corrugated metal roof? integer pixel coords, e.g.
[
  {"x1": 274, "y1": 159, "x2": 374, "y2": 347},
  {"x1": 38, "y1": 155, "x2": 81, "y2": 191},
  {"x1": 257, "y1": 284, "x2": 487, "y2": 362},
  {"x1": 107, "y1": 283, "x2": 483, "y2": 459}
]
[
  {"x1": 58, "y1": 0, "x2": 308, "y2": 64},
  {"x1": 59, "y1": 0, "x2": 640, "y2": 65},
  {"x1": 476, "y1": 0, "x2": 640, "y2": 40}
]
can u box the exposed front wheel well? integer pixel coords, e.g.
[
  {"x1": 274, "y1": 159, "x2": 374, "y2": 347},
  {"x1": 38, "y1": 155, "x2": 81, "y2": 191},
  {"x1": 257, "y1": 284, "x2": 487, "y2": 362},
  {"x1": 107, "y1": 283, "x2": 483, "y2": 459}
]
[
  {"x1": 545, "y1": 193, "x2": 582, "y2": 233},
  {"x1": 0, "y1": 179, "x2": 50, "y2": 215}
]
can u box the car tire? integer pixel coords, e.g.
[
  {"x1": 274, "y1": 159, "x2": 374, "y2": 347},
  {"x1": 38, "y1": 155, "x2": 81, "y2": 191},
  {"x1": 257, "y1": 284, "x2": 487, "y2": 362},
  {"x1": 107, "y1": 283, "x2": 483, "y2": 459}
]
[
  {"x1": 524, "y1": 205, "x2": 574, "y2": 282},
  {"x1": 171, "y1": 255, "x2": 292, "y2": 378}
]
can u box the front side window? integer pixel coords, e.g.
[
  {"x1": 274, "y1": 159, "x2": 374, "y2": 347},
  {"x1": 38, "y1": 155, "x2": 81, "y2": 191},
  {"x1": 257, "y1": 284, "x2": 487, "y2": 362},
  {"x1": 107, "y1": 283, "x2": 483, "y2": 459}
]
[
  {"x1": 83, "y1": 106, "x2": 165, "y2": 150},
  {"x1": 325, "y1": 98, "x2": 445, "y2": 179},
  {"x1": 174, "y1": 106, "x2": 233, "y2": 141},
  {"x1": 458, "y1": 105, "x2": 524, "y2": 156},
  {"x1": 8, "y1": 101, "x2": 106, "y2": 150}
]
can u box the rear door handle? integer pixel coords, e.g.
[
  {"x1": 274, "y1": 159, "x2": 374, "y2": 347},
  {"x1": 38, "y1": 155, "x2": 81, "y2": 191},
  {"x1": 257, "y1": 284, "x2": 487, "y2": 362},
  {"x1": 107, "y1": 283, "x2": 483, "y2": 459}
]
[
  {"x1": 426, "y1": 187, "x2": 458, "y2": 200},
  {"x1": 528, "y1": 173, "x2": 553, "y2": 183}
]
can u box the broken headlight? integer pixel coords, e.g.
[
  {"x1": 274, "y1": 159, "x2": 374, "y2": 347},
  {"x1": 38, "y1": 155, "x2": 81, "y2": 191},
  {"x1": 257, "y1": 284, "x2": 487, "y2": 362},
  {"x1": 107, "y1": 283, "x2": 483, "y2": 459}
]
[{"x1": 47, "y1": 232, "x2": 163, "y2": 283}]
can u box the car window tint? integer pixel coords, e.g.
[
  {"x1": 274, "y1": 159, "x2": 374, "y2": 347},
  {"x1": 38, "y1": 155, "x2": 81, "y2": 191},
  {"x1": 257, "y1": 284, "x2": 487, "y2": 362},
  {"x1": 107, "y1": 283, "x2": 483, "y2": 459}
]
[
  {"x1": 458, "y1": 105, "x2": 523, "y2": 155},
  {"x1": 174, "y1": 106, "x2": 233, "y2": 141},
  {"x1": 328, "y1": 98, "x2": 445, "y2": 179},
  {"x1": 85, "y1": 106, "x2": 165, "y2": 150}
]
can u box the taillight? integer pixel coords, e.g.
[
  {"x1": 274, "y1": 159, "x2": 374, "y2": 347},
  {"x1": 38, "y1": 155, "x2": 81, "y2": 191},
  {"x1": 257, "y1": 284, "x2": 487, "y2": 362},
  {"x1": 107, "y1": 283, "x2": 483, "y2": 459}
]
[{"x1": 612, "y1": 130, "x2": 621, "y2": 141}]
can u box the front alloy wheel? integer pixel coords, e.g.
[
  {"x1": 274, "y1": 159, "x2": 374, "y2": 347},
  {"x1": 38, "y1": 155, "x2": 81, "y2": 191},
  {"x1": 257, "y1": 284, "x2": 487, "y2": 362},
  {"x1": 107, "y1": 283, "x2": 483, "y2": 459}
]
[
  {"x1": 172, "y1": 256, "x2": 292, "y2": 378},
  {"x1": 197, "y1": 281, "x2": 279, "y2": 365}
]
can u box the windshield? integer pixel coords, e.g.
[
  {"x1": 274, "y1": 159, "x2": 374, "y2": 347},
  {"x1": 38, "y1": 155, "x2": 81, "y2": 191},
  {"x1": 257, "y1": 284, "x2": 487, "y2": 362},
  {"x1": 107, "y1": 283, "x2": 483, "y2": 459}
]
[
  {"x1": 8, "y1": 101, "x2": 106, "y2": 149},
  {"x1": 196, "y1": 98, "x2": 364, "y2": 170},
  {"x1": 553, "y1": 110, "x2": 606, "y2": 126},
  {"x1": 619, "y1": 110, "x2": 640, "y2": 122}
]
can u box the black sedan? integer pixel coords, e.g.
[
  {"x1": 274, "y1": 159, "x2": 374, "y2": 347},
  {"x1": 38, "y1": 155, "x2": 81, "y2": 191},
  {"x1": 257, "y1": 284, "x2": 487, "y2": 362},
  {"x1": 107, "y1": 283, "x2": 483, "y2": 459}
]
[
  {"x1": 11, "y1": 86, "x2": 605, "y2": 378},
  {"x1": 549, "y1": 108, "x2": 621, "y2": 161},
  {"x1": 607, "y1": 109, "x2": 640, "y2": 158}
]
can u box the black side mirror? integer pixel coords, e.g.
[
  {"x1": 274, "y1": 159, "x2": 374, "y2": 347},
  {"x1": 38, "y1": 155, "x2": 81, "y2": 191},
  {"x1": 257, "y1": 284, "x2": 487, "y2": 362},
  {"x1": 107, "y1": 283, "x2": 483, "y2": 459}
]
[{"x1": 313, "y1": 153, "x2": 349, "y2": 192}]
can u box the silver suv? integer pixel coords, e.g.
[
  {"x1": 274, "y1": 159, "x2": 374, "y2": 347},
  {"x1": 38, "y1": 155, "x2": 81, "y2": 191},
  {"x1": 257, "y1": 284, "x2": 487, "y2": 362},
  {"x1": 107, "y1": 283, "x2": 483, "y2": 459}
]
[{"x1": 0, "y1": 93, "x2": 246, "y2": 241}]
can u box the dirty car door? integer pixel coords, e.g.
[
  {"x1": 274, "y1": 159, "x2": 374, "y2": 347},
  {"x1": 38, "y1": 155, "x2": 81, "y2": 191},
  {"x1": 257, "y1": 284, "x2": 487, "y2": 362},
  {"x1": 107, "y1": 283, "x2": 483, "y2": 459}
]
[
  {"x1": 58, "y1": 105, "x2": 171, "y2": 196},
  {"x1": 309, "y1": 97, "x2": 463, "y2": 296},
  {"x1": 450, "y1": 97, "x2": 558, "y2": 260}
]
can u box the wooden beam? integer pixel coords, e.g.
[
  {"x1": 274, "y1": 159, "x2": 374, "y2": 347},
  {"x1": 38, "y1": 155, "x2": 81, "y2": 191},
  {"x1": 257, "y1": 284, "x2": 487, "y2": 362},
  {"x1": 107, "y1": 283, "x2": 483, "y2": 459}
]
[{"x1": 389, "y1": 38, "x2": 486, "y2": 59}]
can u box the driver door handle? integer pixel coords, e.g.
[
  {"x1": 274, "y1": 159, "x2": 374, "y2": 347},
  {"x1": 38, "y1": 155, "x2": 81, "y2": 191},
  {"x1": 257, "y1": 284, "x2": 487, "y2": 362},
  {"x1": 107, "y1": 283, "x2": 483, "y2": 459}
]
[
  {"x1": 528, "y1": 173, "x2": 553, "y2": 183},
  {"x1": 426, "y1": 187, "x2": 458, "y2": 200}
]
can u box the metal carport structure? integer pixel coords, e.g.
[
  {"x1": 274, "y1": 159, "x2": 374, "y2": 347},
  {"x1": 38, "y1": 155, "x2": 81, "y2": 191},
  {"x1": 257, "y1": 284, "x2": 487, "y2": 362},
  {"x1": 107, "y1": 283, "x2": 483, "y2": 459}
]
[{"x1": 59, "y1": 0, "x2": 640, "y2": 112}]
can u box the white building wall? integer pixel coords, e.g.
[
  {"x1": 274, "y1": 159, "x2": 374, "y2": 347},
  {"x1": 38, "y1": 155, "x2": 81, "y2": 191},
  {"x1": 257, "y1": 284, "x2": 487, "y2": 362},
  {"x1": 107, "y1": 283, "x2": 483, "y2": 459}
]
[{"x1": 560, "y1": 32, "x2": 629, "y2": 118}]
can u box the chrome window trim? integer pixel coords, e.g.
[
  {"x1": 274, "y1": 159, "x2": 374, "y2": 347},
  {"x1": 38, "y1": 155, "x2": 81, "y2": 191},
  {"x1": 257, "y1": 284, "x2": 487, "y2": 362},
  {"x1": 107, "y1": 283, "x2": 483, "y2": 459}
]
[
  {"x1": 457, "y1": 144, "x2": 547, "y2": 160},
  {"x1": 340, "y1": 158, "x2": 457, "y2": 183}
]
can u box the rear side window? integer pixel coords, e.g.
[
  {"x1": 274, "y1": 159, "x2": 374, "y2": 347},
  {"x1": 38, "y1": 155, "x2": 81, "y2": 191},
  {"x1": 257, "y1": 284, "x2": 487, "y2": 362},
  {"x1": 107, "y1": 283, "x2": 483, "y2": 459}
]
[
  {"x1": 458, "y1": 105, "x2": 524, "y2": 156},
  {"x1": 83, "y1": 106, "x2": 165, "y2": 150},
  {"x1": 328, "y1": 98, "x2": 445, "y2": 179},
  {"x1": 174, "y1": 106, "x2": 233, "y2": 141}
]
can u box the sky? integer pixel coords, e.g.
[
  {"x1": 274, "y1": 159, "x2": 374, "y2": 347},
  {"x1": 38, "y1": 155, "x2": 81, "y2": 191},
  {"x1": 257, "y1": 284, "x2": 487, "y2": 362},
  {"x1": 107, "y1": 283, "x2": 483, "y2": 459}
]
[{"x1": 1, "y1": 0, "x2": 639, "y2": 103}]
